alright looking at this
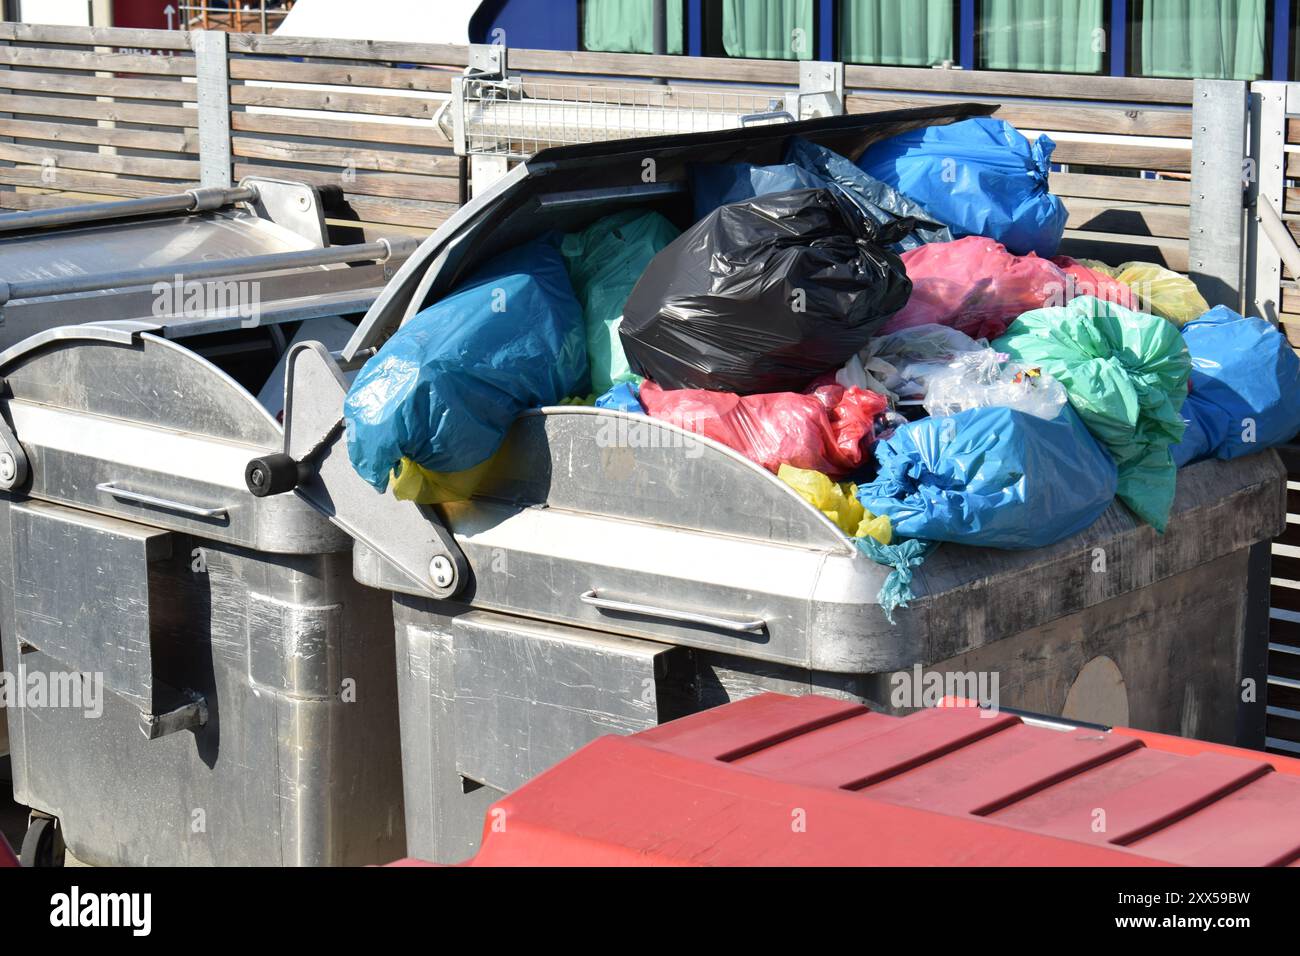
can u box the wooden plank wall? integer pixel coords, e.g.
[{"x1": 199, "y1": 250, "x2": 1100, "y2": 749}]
[{"x1": 0, "y1": 24, "x2": 1202, "y2": 263}]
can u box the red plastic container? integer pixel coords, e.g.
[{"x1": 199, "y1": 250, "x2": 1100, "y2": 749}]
[{"x1": 442, "y1": 694, "x2": 1300, "y2": 867}]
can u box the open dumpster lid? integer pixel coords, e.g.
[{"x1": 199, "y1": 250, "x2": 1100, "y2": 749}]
[
  {"x1": 450, "y1": 693, "x2": 1300, "y2": 866},
  {"x1": 340, "y1": 102, "x2": 997, "y2": 361}
]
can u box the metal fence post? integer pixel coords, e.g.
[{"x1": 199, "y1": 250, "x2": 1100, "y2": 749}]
[
  {"x1": 1246, "y1": 81, "x2": 1287, "y2": 324},
  {"x1": 192, "y1": 29, "x2": 232, "y2": 189},
  {"x1": 1189, "y1": 78, "x2": 1249, "y2": 312}
]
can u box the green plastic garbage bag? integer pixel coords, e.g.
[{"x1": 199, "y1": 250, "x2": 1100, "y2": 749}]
[
  {"x1": 561, "y1": 210, "x2": 680, "y2": 395},
  {"x1": 994, "y1": 296, "x2": 1191, "y2": 531}
]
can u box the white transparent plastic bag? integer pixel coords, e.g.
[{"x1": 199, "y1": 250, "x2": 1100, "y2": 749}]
[
  {"x1": 852, "y1": 324, "x2": 988, "y2": 402},
  {"x1": 923, "y1": 349, "x2": 1068, "y2": 421}
]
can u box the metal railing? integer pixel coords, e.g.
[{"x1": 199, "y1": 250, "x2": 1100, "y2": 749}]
[{"x1": 180, "y1": 0, "x2": 294, "y2": 34}]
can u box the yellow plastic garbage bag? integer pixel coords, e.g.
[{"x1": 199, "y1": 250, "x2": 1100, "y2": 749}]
[
  {"x1": 390, "y1": 456, "x2": 494, "y2": 505},
  {"x1": 778, "y1": 464, "x2": 891, "y2": 545},
  {"x1": 1080, "y1": 259, "x2": 1209, "y2": 327}
]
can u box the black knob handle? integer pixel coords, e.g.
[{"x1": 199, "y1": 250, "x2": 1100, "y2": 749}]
[{"x1": 245, "y1": 453, "x2": 301, "y2": 497}]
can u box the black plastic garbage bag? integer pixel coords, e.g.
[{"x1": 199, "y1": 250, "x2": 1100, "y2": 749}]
[{"x1": 620, "y1": 188, "x2": 912, "y2": 394}]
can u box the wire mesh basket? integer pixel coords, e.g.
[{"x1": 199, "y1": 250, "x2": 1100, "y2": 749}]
[{"x1": 453, "y1": 77, "x2": 793, "y2": 158}]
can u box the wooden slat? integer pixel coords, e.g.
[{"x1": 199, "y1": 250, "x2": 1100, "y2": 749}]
[
  {"x1": 1051, "y1": 171, "x2": 1191, "y2": 205},
  {"x1": 231, "y1": 111, "x2": 449, "y2": 148},
  {"x1": 328, "y1": 195, "x2": 458, "y2": 230},
  {"x1": 0, "y1": 93, "x2": 196, "y2": 127},
  {"x1": 0, "y1": 117, "x2": 196, "y2": 153},
  {"x1": 846, "y1": 64, "x2": 1192, "y2": 104},
  {"x1": 231, "y1": 135, "x2": 457, "y2": 176},
  {"x1": 1279, "y1": 314, "x2": 1300, "y2": 349},
  {"x1": 229, "y1": 84, "x2": 439, "y2": 119},
  {"x1": 1283, "y1": 152, "x2": 1300, "y2": 179},
  {"x1": 0, "y1": 22, "x2": 193, "y2": 51},
  {"x1": 0, "y1": 142, "x2": 199, "y2": 180},
  {"x1": 1057, "y1": 231, "x2": 1189, "y2": 271},
  {"x1": 0, "y1": 166, "x2": 189, "y2": 199},
  {"x1": 232, "y1": 162, "x2": 460, "y2": 202},
  {"x1": 0, "y1": 46, "x2": 196, "y2": 76},
  {"x1": 1050, "y1": 139, "x2": 1190, "y2": 172},
  {"x1": 847, "y1": 94, "x2": 1194, "y2": 138},
  {"x1": 1063, "y1": 198, "x2": 1189, "y2": 240},
  {"x1": 0, "y1": 69, "x2": 196, "y2": 102},
  {"x1": 227, "y1": 33, "x2": 469, "y2": 67},
  {"x1": 229, "y1": 57, "x2": 454, "y2": 93},
  {"x1": 0, "y1": 190, "x2": 93, "y2": 210},
  {"x1": 509, "y1": 47, "x2": 799, "y2": 85}
]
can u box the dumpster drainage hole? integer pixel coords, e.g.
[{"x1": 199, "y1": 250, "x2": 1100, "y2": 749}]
[{"x1": 1062, "y1": 656, "x2": 1130, "y2": 729}]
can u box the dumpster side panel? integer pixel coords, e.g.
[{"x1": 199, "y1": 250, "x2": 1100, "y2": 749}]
[{"x1": 0, "y1": 499, "x2": 404, "y2": 866}]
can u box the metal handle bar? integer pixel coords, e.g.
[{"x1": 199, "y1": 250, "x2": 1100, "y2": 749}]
[
  {"x1": 579, "y1": 589, "x2": 766, "y2": 634},
  {"x1": 96, "y1": 481, "x2": 229, "y2": 520}
]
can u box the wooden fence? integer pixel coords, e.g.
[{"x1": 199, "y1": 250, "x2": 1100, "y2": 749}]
[{"x1": 1, "y1": 21, "x2": 1202, "y2": 264}]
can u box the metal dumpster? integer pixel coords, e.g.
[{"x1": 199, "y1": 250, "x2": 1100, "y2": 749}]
[
  {"x1": 252, "y1": 107, "x2": 1285, "y2": 863},
  {"x1": 0, "y1": 180, "x2": 414, "y2": 866}
]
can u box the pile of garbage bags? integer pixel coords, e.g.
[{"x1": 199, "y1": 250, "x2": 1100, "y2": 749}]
[{"x1": 341, "y1": 114, "x2": 1300, "y2": 623}]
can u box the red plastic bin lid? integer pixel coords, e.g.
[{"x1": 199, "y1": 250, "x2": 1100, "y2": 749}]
[{"x1": 459, "y1": 693, "x2": 1300, "y2": 867}]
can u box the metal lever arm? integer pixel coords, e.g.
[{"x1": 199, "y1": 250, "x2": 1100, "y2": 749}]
[{"x1": 246, "y1": 341, "x2": 469, "y2": 600}]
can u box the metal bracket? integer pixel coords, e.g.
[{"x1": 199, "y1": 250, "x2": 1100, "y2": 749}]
[
  {"x1": 191, "y1": 30, "x2": 232, "y2": 189},
  {"x1": 281, "y1": 341, "x2": 469, "y2": 599},
  {"x1": 240, "y1": 177, "x2": 329, "y2": 248},
  {"x1": 786, "y1": 61, "x2": 845, "y2": 121},
  {"x1": 140, "y1": 692, "x2": 208, "y2": 741}
]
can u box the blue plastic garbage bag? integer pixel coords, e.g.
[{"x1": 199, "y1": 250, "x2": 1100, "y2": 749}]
[
  {"x1": 857, "y1": 117, "x2": 1068, "y2": 258},
  {"x1": 1170, "y1": 305, "x2": 1300, "y2": 466},
  {"x1": 690, "y1": 161, "x2": 823, "y2": 222},
  {"x1": 344, "y1": 238, "x2": 588, "y2": 490},
  {"x1": 783, "y1": 137, "x2": 951, "y2": 251},
  {"x1": 855, "y1": 404, "x2": 1118, "y2": 549},
  {"x1": 595, "y1": 381, "x2": 645, "y2": 415}
]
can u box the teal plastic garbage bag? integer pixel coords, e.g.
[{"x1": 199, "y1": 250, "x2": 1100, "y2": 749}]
[
  {"x1": 1170, "y1": 305, "x2": 1300, "y2": 466},
  {"x1": 995, "y1": 296, "x2": 1190, "y2": 531},
  {"x1": 855, "y1": 404, "x2": 1118, "y2": 550},
  {"x1": 857, "y1": 117, "x2": 1068, "y2": 258},
  {"x1": 561, "y1": 210, "x2": 680, "y2": 395},
  {"x1": 344, "y1": 238, "x2": 588, "y2": 490}
]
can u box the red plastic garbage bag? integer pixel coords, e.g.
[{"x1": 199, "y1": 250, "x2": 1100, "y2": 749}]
[
  {"x1": 885, "y1": 236, "x2": 1070, "y2": 340},
  {"x1": 1051, "y1": 255, "x2": 1137, "y2": 310},
  {"x1": 640, "y1": 380, "x2": 888, "y2": 478}
]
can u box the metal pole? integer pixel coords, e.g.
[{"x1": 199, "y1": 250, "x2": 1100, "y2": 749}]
[
  {"x1": 0, "y1": 236, "x2": 420, "y2": 305},
  {"x1": 652, "y1": 0, "x2": 667, "y2": 85},
  {"x1": 0, "y1": 185, "x2": 258, "y2": 234}
]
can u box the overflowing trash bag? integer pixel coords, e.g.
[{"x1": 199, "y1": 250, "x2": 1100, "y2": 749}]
[
  {"x1": 782, "y1": 138, "x2": 951, "y2": 250},
  {"x1": 1170, "y1": 305, "x2": 1300, "y2": 466},
  {"x1": 923, "y1": 350, "x2": 1068, "y2": 421},
  {"x1": 561, "y1": 210, "x2": 680, "y2": 395},
  {"x1": 856, "y1": 404, "x2": 1119, "y2": 550},
  {"x1": 839, "y1": 324, "x2": 987, "y2": 402},
  {"x1": 885, "y1": 237, "x2": 1074, "y2": 340},
  {"x1": 621, "y1": 188, "x2": 912, "y2": 394},
  {"x1": 994, "y1": 296, "x2": 1190, "y2": 531},
  {"x1": 1051, "y1": 256, "x2": 1137, "y2": 310},
  {"x1": 639, "y1": 380, "x2": 888, "y2": 479},
  {"x1": 691, "y1": 138, "x2": 951, "y2": 252},
  {"x1": 857, "y1": 117, "x2": 1068, "y2": 258},
  {"x1": 344, "y1": 237, "x2": 588, "y2": 490},
  {"x1": 777, "y1": 464, "x2": 891, "y2": 543},
  {"x1": 1081, "y1": 260, "x2": 1208, "y2": 327}
]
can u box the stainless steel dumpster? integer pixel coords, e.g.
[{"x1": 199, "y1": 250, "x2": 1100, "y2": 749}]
[
  {"x1": 254, "y1": 107, "x2": 1286, "y2": 863},
  {"x1": 0, "y1": 328, "x2": 405, "y2": 866}
]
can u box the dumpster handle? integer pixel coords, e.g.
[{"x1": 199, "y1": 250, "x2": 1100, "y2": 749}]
[
  {"x1": 96, "y1": 481, "x2": 228, "y2": 520},
  {"x1": 579, "y1": 589, "x2": 766, "y2": 635}
]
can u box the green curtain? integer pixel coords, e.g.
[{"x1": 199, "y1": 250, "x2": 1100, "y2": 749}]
[
  {"x1": 840, "y1": 0, "x2": 954, "y2": 67},
  {"x1": 722, "y1": 0, "x2": 814, "y2": 60},
  {"x1": 980, "y1": 0, "x2": 1104, "y2": 73},
  {"x1": 582, "y1": 0, "x2": 684, "y2": 54},
  {"x1": 1135, "y1": 0, "x2": 1266, "y2": 80}
]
